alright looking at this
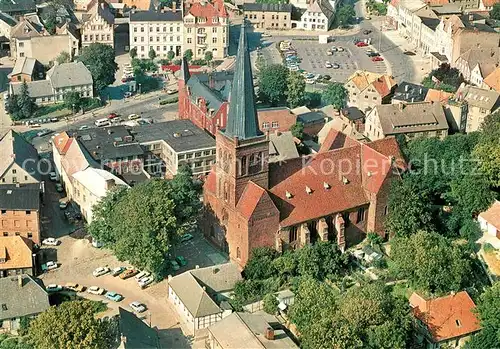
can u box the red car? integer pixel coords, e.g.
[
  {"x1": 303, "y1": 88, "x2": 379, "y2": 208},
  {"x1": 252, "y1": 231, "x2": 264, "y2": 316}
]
[
  {"x1": 372, "y1": 56, "x2": 384, "y2": 62},
  {"x1": 107, "y1": 113, "x2": 118, "y2": 119},
  {"x1": 356, "y1": 42, "x2": 368, "y2": 47}
]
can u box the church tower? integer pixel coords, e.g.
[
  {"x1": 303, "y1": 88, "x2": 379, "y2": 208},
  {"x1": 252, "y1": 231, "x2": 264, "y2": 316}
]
[
  {"x1": 215, "y1": 22, "x2": 269, "y2": 209},
  {"x1": 178, "y1": 56, "x2": 191, "y2": 120}
]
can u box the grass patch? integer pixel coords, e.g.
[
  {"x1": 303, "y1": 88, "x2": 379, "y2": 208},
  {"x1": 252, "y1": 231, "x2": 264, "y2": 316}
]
[
  {"x1": 34, "y1": 103, "x2": 68, "y2": 117},
  {"x1": 484, "y1": 243, "x2": 496, "y2": 253},
  {"x1": 390, "y1": 282, "x2": 415, "y2": 300}
]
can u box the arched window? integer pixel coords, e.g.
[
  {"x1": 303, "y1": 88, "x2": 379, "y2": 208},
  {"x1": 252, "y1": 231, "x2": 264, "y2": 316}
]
[
  {"x1": 236, "y1": 247, "x2": 241, "y2": 260},
  {"x1": 223, "y1": 182, "x2": 229, "y2": 202},
  {"x1": 240, "y1": 156, "x2": 247, "y2": 176},
  {"x1": 221, "y1": 209, "x2": 228, "y2": 224},
  {"x1": 248, "y1": 152, "x2": 262, "y2": 174}
]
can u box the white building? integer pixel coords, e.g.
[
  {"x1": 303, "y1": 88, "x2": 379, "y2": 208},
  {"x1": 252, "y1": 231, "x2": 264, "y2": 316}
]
[
  {"x1": 479, "y1": 201, "x2": 500, "y2": 240},
  {"x1": 294, "y1": 0, "x2": 335, "y2": 31},
  {"x1": 81, "y1": 1, "x2": 115, "y2": 48},
  {"x1": 129, "y1": 9, "x2": 183, "y2": 59}
]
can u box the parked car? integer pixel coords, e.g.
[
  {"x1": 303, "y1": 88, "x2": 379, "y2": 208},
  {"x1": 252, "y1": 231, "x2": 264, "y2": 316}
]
[
  {"x1": 36, "y1": 129, "x2": 53, "y2": 137},
  {"x1": 59, "y1": 200, "x2": 67, "y2": 209},
  {"x1": 46, "y1": 284, "x2": 63, "y2": 293},
  {"x1": 41, "y1": 261, "x2": 58, "y2": 272},
  {"x1": 135, "y1": 271, "x2": 148, "y2": 280},
  {"x1": 65, "y1": 283, "x2": 85, "y2": 292},
  {"x1": 55, "y1": 183, "x2": 64, "y2": 193},
  {"x1": 404, "y1": 51, "x2": 416, "y2": 56},
  {"x1": 325, "y1": 61, "x2": 332, "y2": 68},
  {"x1": 166, "y1": 88, "x2": 177, "y2": 95},
  {"x1": 372, "y1": 56, "x2": 384, "y2": 62},
  {"x1": 356, "y1": 41, "x2": 368, "y2": 47},
  {"x1": 323, "y1": 75, "x2": 331, "y2": 80},
  {"x1": 261, "y1": 33, "x2": 272, "y2": 37},
  {"x1": 79, "y1": 125, "x2": 89, "y2": 130},
  {"x1": 93, "y1": 267, "x2": 110, "y2": 277},
  {"x1": 128, "y1": 113, "x2": 140, "y2": 120},
  {"x1": 130, "y1": 301, "x2": 147, "y2": 313},
  {"x1": 176, "y1": 256, "x2": 187, "y2": 267},
  {"x1": 139, "y1": 277, "x2": 154, "y2": 289},
  {"x1": 305, "y1": 78, "x2": 316, "y2": 84},
  {"x1": 120, "y1": 269, "x2": 139, "y2": 280},
  {"x1": 180, "y1": 233, "x2": 193, "y2": 243},
  {"x1": 42, "y1": 238, "x2": 60, "y2": 246},
  {"x1": 88, "y1": 286, "x2": 106, "y2": 295},
  {"x1": 105, "y1": 291, "x2": 123, "y2": 302},
  {"x1": 363, "y1": 29, "x2": 372, "y2": 35},
  {"x1": 332, "y1": 63, "x2": 340, "y2": 69},
  {"x1": 107, "y1": 113, "x2": 118, "y2": 119},
  {"x1": 330, "y1": 46, "x2": 337, "y2": 52},
  {"x1": 49, "y1": 172, "x2": 57, "y2": 181},
  {"x1": 121, "y1": 76, "x2": 134, "y2": 83},
  {"x1": 112, "y1": 267, "x2": 125, "y2": 277},
  {"x1": 337, "y1": 47, "x2": 344, "y2": 52},
  {"x1": 169, "y1": 260, "x2": 180, "y2": 271}
]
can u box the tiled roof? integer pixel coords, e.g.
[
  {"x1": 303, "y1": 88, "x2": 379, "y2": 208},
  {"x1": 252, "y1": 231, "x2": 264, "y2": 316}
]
[
  {"x1": 72, "y1": 168, "x2": 128, "y2": 198},
  {"x1": 371, "y1": 75, "x2": 397, "y2": 98},
  {"x1": 46, "y1": 62, "x2": 93, "y2": 89},
  {"x1": 393, "y1": 82, "x2": 428, "y2": 103},
  {"x1": 425, "y1": 89, "x2": 453, "y2": 103},
  {"x1": 455, "y1": 84, "x2": 500, "y2": 111},
  {"x1": 479, "y1": 200, "x2": 500, "y2": 231},
  {"x1": 121, "y1": 0, "x2": 152, "y2": 11},
  {"x1": 482, "y1": 0, "x2": 499, "y2": 6},
  {"x1": 424, "y1": 0, "x2": 449, "y2": 5},
  {"x1": 243, "y1": 3, "x2": 292, "y2": 12},
  {"x1": 268, "y1": 131, "x2": 300, "y2": 163},
  {"x1": 187, "y1": 0, "x2": 228, "y2": 19},
  {"x1": 458, "y1": 48, "x2": 499, "y2": 70},
  {"x1": 118, "y1": 307, "x2": 159, "y2": 349},
  {"x1": 10, "y1": 80, "x2": 53, "y2": 99},
  {"x1": 60, "y1": 139, "x2": 96, "y2": 178},
  {"x1": 347, "y1": 71, "x2": 396, "y2": 97},
  {"x1": 484, "y1": 67, "x2": 500, "y2": 92},
  {"x1": 409, "y1": 292, "x2": 481, "y2": 342},
  {"x1": 9, "y1": 57, "x2": 36, "y2": 77},
  {"x1": 319, "y1": 128, "x2": 359, "y2": 153},
  {"x1": 0, "y1": 236, "x2": 33, "y2": 271},
  {"x1": 257, "y1": 107, "x2": 297, "y2": 133},
  {"x1": 365, "y1": 137, "x2": 406, "y2": 170},
  {"x1": 0, "y1": 274, "x2": 49, "y2": 321},
  {"x1": 52, "y1": 132, "x2": 72, "y2": 155},
  {"x1": 236, "y1": 181, "x2": 277, "y2": 219},
  {"x1": 129, "y1": 9, "x2": 183, "y2": 22}
]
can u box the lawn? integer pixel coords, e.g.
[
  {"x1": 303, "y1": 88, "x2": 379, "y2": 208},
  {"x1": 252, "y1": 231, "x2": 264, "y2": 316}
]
[{"x1": 35, "y1": 103, "x2": 71, "y2": 118}]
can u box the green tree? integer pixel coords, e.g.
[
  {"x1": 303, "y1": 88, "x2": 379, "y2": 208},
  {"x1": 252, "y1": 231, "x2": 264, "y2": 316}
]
[
  {"x1": 473, "y1": 111, "x2": 500, "y2": 187},
  {"x1": 63, "y1": 91, "x2": 82, "y2": 112},
  {"x1": 43, "y1": 5, "x2": 57, "y2": 34},
  {"x1": 257, "y1": 64, "x2": 289, "y2": 106},
  {"x1": 421, "y1": 63, "x2": 464, "y2": 92},
  {"x1": 322, "y1": 82, "x2": 347, "y2": 109},
  {"x1": 167, "y1": 50, "x2": 175, "y2": 60},
  {"x1": 263, "y1": 293, "x2": 279, "y2": 314},
  {"x1": 78, "y1": 43, "x2": 118, "y2": 91},
  {"x1": 148, "y1": 47, "x2": 157, "y2": 60},
  {"x1": 129, "y1": 47, "x2": 137, "y2": 59},
  {"x1": 13, "y1": 81, "x2": 37, "y2": 120},
  {"x1": 390, "y1": 231, "x2": 471, "y2": 294},
  {"x1": 56, "y1": 51, "x2": 70, "y2": 65},
  {"x1": 243, "y1": 247, "x2": 278, "y2": 280},
  {"x1": 289, "y1": 121, "x2": 304, "y2": 139},
  {"x1": 204, "y1": 51, "x2": 213, "y2": 63},
  {"x1": 337, "y1": 5, "x2": 356, "y2": 28},
  {"x1": 490, "y1": 3, "x2": 500, "y2": 20},
  {"x1": 385, "y1": 180, "x2": 433, "y2": 237},
  {"x1": 286, "y1": 71, "x2": 306, "y2": 108},
  {"x1": 28, "y1": 301, "x2": 114, "y2": 349},
  {"x1": 183, "y1": 49, "x2": 193, "y2": 62}
]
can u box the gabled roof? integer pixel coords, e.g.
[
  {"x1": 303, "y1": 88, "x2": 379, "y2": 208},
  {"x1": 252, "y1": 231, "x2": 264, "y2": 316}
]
[
  {"x1": 10, "y1": 80, "x2": 53, "y2": 98},
  {"x1": 169, "y1": 263, "x2": 241, "y2": 317},
  {"x1": 0, "y1": 130, "x2": 40, "y2": 181},
  {"x1": 10, "y1": 14, "x2": 45, "y2": 39},
  {"x1": 72, "y1": 168, "x2": 128, "y2": 198},
  {"x1": 46, "y1": 61, "x2": 93, "y2": 89},
  {"x1": 483, "y1": 67, "x2": 500, "y2": 92},
  {"x1": 425, "y1": 88, "x2": 453, "y2": 103},
  {"x1": 0, "y1": 12, "x2": 17, "y2": 27},
  {"x1": 9, "y1": 57, "x2": 37, "y2": 77},
  {"x1": 268, "y1": 131, "x2": 300, "y2": 163},
  {"x1": 223, "y1": 22, "x2": 261, "y2": 140},
  {"x1": 130, "y1": 9, "x2": 183, "y2": 22},
  {"x1": 0, "y1": 0, "x2": 35, "y2": 14},
  {"x1": 118, "y1": 307, "x2": 159, "y2": 349},
  {"x1": 393, "y1": 82, "x2": 428, "y2": 103},
  {"x1": 187, "y1": 0, "x2": 228, "y2": 19},
  {"x1": 60, "y1": 138, "x2": 97, "y2": 178},
  {"x1": 455, "y1": 84, "x2": 500, "y2": 111},
  {"x1": 121, "y1": 0, "x2": 152, "y2": 11},
  {"x1": 319, "y1": 128, "x2": 359, "y2": 152},
  {"x1": 458, "y1": 48, "x2": 499, "y2": 70},
  {"x1": 365, "y1": 137, "x2": 406, "y2": 170},
  {"x1": 307, "y1": 0, "x2": 334, "y2": 19},
  {"x1": 0, "y1": 274, "x2": 49, "y2": 321},
  {"x1": 479, "y1": 200, "x2": 500, "y2": 231},
  {"x1": 409, "y1": 292, "x2": 481, "y2": 342},
  {"x1": 236, "y1": 181, "x2": 277, "y2": 219},
  {"x1": 347, "y1": 70, "x2": 386, "y2": 92},
  {"x1": 52, "y1": 132, "x2": 73, "y2": 155},
  {"x1": 243, "y1": 3, "x2": 292, "y2": 12},
  {"x1": 257, "y1": 107, "x2": 297, "y2": 133},
  {"x1": 85, "y1": 1, "x2": 114, "y2": 25},
  {"x1": 0, "y1": 236, "x2": 33, "y2": 271}
]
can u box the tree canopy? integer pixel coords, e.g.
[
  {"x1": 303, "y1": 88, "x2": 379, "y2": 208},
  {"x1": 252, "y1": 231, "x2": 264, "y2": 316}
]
[
  {"x1": 78, "y1": 43, "x2": 118, "y2": 92},
  {"x1": 289, "y1": 121, "x2": 304, "y2": 139},
  {"x1": 183, "y1": 49, "x2": 193, "y2": 62},
  {"x1": 421, "y1": 63, "x2": 464, "y2": 92},
  {"x1": 27, "y1": 301, "x2": 115, "y2": 349},
  {"x1": 473, "y1": 111, "x2": 500, "y2": 188},
  {"x1": 286, "y1": 71, "x2": 306, "y2": 108},
  {"x1": 148, "y1": 47, "x2": 157, "y2": 60},
  {"x1": 322, "y1": 82, "x2": 348, "y2": 109},
  {"x1": 7, "y1": 81, "x2": 37, "y2": 120},
  {"x1": 56, "y1": 51, "x2": 70, "y2": 65},
  {"x1": 336, "y1": 5, "x2": 356, "y2": 28},
  {"x1": 490, "y1": 3, "x2": 500, "y2": 20},
  {"x1": 88, "y1": 167, "x2": 201, "y2": 277},
  {"x1": 257, "y1": 64, "x2": 289, "y2": 106}
]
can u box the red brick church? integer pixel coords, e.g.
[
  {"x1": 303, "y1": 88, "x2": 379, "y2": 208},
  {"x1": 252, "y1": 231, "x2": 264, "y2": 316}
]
[{"x1": 202, "y1": 24, "x2": 406, "y2": 268}]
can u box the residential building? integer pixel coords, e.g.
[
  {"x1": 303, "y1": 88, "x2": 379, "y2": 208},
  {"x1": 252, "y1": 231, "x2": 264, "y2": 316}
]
[
  {"x1": 202, "y1": 24, "x2": 406, "y2": 267},
  {"x1": 317, "y1": 113, "x2": 367, "y2": 145},
  {"x1": 450, "y1": 0, "x2": 480, "y2": 10},
  {"x1": 0, "y1": 130, "x2": 40, "y2": 184},
  {"x1": 10, "y1": 61, "x2": 93, "y2": 105},
  {"x1": 0, "y1": 183, "x2": 41, "y2": 245},
  {"x1": 0, "y1": 0, "x2": 35, "y2": 19},
  {"x1": 129, "y1": 8, "x2": 183, "y2": 59},
  {"x1": 291, "y1": 106, "x2": 328, "y2": 136},
  {"x1": 131, "y1": 120, "x2": 216, "y2": 176},
  {"x1": 392, "y1": 82, "x2": 429, "y2": 104},
  {"x1": 0, "y1": 12, "x2": 17, "y2": 50},
  {"x1": 392, "y1": 0, "x2": 426, "y2": 37},
  {"x1": 455, "y1": 47, "x2": 499, "y2": 85},
  {"x1": 268, "y1": 131, "x2": 300, "y2": 164},
  {"x1": 479, "y1": 0, "x2": 499, "y2": 10},
  {"x1": 74, "y1": 0, "x2": 97, "y2": 12},
  {"x1": 243, "y1": 3, "x2": 292, "y2": 30},
  {"x1": 364, "y1": 102, "x2": 449, "y2": 141},
  {"x1": 0, "y1": 275, "x2": 49, "y2": 333},
  {"x1": 118, "y1": 307, "x2": 160, "y2": 349},
  {"x1": 479, "y1": 200, "x2": 500, "y2": 239},
  {"x1": 81, "y1": 1, "x2": 114, "y2": 48},
  {"x1": 483, "y1": 67, "x2": 500, "y2": 92},
  {"x1": 409, "y1": 291, "x2": 481, "y2": 348},
  {"x1": 183, "y1": 0, "x2": 229, "y2": 59},
  {"x1": 121, "y1": 0, "x2": 153, "y2": 11},
  {"x1": 72, "y1": 168, "x2": 128, "y2": 223},
  {"x1": 295, "y1": 0, "x2": 335, "y2": 31},
  {"x1": 167, "y1": 263, "x2": 242, "y2": 334},
  {"x1": 345, "y1": 71, "x2": 397, "y2": 112},
  {"x1": 0, "y1": 236, "x2": 34, "y2": 278},
  {"x1": 257, "y1": 107, "x2": 297, "y2": 133},
  {"x1": 425, "y1": 88, "x2": 453, "y2": 103},
  {"x1": 7, "y1": 57, "x2": 43, "y2": 82},
  {"x1": 10, "y1": 15, "x2": 79, "y2": 64},
  {"x1": 445, "y1": 84, "x2": 500, "y2": 132},
  {"x1": 206, "y1": 312, "x2": 299, "y2": 349}
]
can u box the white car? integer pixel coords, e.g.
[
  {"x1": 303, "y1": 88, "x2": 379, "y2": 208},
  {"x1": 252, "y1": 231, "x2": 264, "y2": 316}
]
[
  {"x1": 93, "y1": 267, "x2": 110, "y2": 277},
  {"x1": 87, "y1": 286, "x2": 106, "y2": 295},
  {"x1": 325, "y1": 61, "x2": 332, "y2": 68},
  {"x1": 305, "y1": 78, "x2": 316, "y2": 84},
  {"x1": 139, "y1": 277, "x2": 154, "y2": 288},
  {"x1": 337, "y1": 47, "x2": 344, "y2": 52},
  {"x1": 45, "y1": 261, "x2": 58, "y2": 270},
  {"x1": 79, "y1": 125, "x2": 89, "y2": 130},
  {"x1": 130, "y1": 301, "x2": 147, "y2": 313},
  {"x1": 261, "y1": 33, "x2": 272, "y2": 38},
  {"x1": 49, "y1": 172, "x2": 57, "y2": 181},
  {"x1": 46, "y1": 284, "x2": 62, "y2": 292},
  {"x1": 42, "y1": 238, "x2": 60, "y2": 246},
  {"x1": 135, "y1": 271, "x2": 148, "y2": 280}
]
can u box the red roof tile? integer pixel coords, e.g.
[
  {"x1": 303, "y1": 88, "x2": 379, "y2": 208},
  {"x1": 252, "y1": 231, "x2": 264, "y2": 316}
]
[
  {"x1": 482, "y1": 0, "x2": 499, "y2": 7},
  {"x1": 53, "y1": 132, "x2": 72, "y2": 155},
  {"x1": 410, "y1": 292, "x2": 481, "y2": 342},
  {"x1": 365, "y1": 137, "x2": 406, "y2": 170},
  {"x1": 479, "y1": 200, "x2": 500, "y2": 231},
  {"x1": 257, "y1": 108, "x2": 297, "y2": 133},
  {"x1": 319, "y1": 129, "x2": 359, "y2": 153},
  {"x1": 187, "y1": 0, "x2": 228, "y2": 20},
  {"x1": 372, "y1": 75, "x2": 397, "y2": 98},
  {"x1": 236, "y1": 181, "x2": 276, "y2": 219}
]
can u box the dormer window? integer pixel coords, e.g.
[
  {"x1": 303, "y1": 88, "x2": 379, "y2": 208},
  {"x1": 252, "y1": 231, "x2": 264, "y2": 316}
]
[
  {"x1": 305, "y1": 186, "x2": 312, "y2": 194},
  {"x1": 285, "y1": 191, "x2": 293, "y2": 199},
  {"x1": 323, "y1": 182, "x2": 330, "y2": 189}
]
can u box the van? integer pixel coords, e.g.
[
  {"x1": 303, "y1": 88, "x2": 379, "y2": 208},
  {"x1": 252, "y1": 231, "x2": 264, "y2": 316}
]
[{"x1": 95, "y1": 118, "x2": 110, "y2": 127}]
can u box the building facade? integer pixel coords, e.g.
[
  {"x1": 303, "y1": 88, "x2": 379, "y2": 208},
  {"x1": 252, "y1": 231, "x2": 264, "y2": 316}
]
[
  {"x1": 183, "y1": 0, "x2": 229, "y2": 60},
  {"x1": 345, "y1": 71, "x2": 397, "y2": 113},
  {"x1": 243, "y1": 3, "x2": 292, "y2": 30},
  {"x1": 81, "y1": 1, "x2": 114, "y2": 48},
  {"x1": 295, "y1": 0, "x2": 335, "y2": 31},
  {"x1": 129, "y1": 8, "x2": 183, "y2": 59},
  {"x1": 0, "y1": 130, "x2": 40, "y2": 185}
]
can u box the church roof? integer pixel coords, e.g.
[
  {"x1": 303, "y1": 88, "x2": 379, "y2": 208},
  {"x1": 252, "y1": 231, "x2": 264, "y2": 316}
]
[{"x1": 223, "y1": 22, "x2": 261, "y2": 140}]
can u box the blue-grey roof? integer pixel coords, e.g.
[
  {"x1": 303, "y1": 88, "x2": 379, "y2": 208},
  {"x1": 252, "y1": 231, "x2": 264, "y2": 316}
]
[
  {"x1": 0, "y1": 275, "x2": 49, "y2": 321},
  {"x1": 119, "y1": 307, "x2": 159, "y2": 349},
  {"x1": 0, "y1": 0, "x2": 35, "y2": 14},
  {"x1": 0, "y1": 183, "x2": 40, "y2": 210},
  {"x1": 243, "y1": 3, "x2": 292, "y2": 12},
  {"x1": 393, "y1": 82, "x2": 428, "y2": 103},
  {"x1": 223, "y1": 22, "x2": 261, "y2": 140},
  {"x1": 187, "y1": 75, "x2": 226, "y2": 112},
  {"x1": 129, "y1": 10, "x2": 182, "y2": 22}
]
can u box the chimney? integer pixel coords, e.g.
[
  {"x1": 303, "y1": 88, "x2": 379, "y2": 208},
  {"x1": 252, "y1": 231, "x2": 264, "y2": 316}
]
[
  {"x1": 172, "y1": 1, "x2": 176, "y2": 12},
  {"x1": 15, "y1": 182, "x2": 20, "y2": 188},
  {"x1": 265, "y1": 327, "x2": 275, "y2": 340},
  {"x1": 404, "y1": 84, "x2": 409, "y2": 92},
  {"x1": 17, "y1": 275, "x2": 22, "y2": 288},
  {"x1": 411, "y1": 97, "x2": 415, "y2": 103},
  {"x1": 104, "y1": 179, "x2": 115, "y2": 190},
  {"x1": 468, "y1": 14, "x2": 473, "y2": 21},
  {"x1": 398, "y1": 103, "x2": 404, "y2": 111},
  {"x1": 323, "y1": 182, "x2": 330, "y2": 189}
]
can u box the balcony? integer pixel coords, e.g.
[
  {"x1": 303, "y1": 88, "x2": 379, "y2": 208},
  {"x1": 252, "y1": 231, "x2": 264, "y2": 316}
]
[
  {"x1": 197, "y1": 42, "x2": 207, "y2": 48},
  {"x1": 197, "y1": 32, "x2": 207, "y2": 37}
]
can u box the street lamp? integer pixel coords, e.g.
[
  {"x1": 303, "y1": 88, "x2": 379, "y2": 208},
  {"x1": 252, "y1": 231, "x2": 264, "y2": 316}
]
[{"x1": 138, "y1": 83, "x2": 142, "y2": 95}]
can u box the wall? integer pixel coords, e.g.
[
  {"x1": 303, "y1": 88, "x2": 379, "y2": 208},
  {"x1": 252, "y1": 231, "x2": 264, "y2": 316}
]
[
  {"x1": 244, "y1": 11, "x2": 291, "y2": 30},
  {"x1": 82, "y1": 15, "x2": 114, "y2": 48},
  {"x1": 0, "y1": 266, "x2": 33, "y2": 278},
  {"x1": 16, "y1": 35, "x2": 73, "y2": 65},
  {"x1": 130, "y1": 20, "x2": 183, "y2": 59},
  {"x1": 346, "y1": 83, "x2": 382, "y2": 113},
  {"x1": 183, "y1": 15, "x2": 229, "y2": 59},
  {"x1": 479, "y1": 216, "x2": 499, "y2": 238},
  {"x1": 168, "y1": 286, "x2": 196, "y2": 334},
  {"x1": 300, "y1": 10, "x2": 329, "y2": 31},
  {"x1": 0, "y1": 163, "x2": 39, "y2": 185},
  {"x1": 71, "y1": 179, "x2": 100, "y2": 223},
  {"x1": 0, "y1": 210, "x2": 41, "y2": 244}
]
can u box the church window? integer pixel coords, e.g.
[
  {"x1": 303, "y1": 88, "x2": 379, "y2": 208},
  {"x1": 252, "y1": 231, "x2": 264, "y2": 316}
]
[
  {"x1": 223, "y1": 182, "x2": 229, "y2": 202},
  {"x1": 236, "y1": 247, "x2": 241, "y2": 259},
  {"x1": 248, "y1": 152, "x2": 261, "y2": 174},
  {"x1": 239, "y1": 156, "x2": 247, "y2": 176},
  {"x1": 290, "y1": 226, "x2": 298, "y2": 242}
]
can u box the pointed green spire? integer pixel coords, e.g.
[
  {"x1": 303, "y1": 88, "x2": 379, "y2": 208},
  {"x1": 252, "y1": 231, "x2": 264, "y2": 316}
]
[
  {"x1": 224, "y1": 21, "x2": 261, "y2": 140},
  {"x1": 180, "y1": 56, "x2": 190, "y2": 82}
]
